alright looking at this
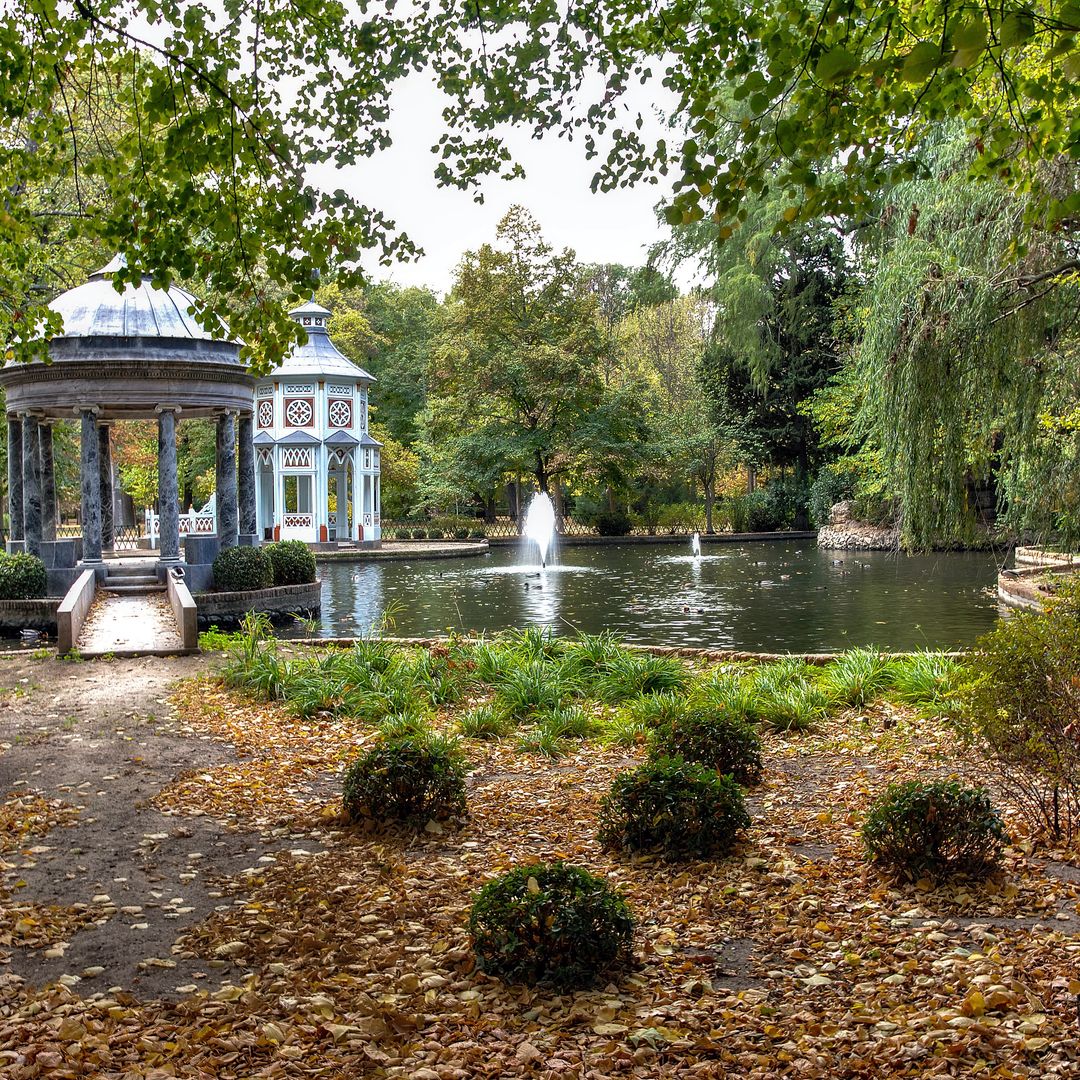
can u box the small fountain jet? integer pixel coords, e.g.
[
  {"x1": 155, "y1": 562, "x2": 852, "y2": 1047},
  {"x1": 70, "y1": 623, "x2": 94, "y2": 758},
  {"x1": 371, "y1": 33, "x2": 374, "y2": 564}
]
[
  {"x1": 523, "y1": 492, "x2": 557, "y2": 568},
  {"x1": 691, "y1": 532, "x2": 702, "y2": 559}
]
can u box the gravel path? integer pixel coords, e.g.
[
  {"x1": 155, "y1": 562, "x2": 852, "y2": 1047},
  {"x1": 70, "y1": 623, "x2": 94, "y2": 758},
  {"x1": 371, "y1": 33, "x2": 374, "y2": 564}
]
[{"x1": 0, "y1": 651, "x2": 273, "y2": 998}]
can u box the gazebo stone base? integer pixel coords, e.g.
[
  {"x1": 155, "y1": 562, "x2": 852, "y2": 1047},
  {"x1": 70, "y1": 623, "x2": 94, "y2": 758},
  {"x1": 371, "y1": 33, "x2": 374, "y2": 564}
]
[
  {"x1": 6, "y1": 538, "x2": 82, "y2": 567},
  {"x1": 47, "y1": 567, "x2": 86, "y2": 597}
]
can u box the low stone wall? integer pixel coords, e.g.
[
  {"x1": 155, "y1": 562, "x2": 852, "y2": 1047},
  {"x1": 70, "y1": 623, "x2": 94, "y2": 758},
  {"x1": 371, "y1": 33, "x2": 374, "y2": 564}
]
[
  {"x1": 0, "y1": 598, "x2": 62, "y2": 635},
  {"x1": 315, "y1": 540, "x2": 488, "y2": 562},
  {"x1": 998, "y1": 559, "x2": 1078, "y2": 612},
  {"x1": 1014, "y1": 546, "x2": 1078, "y2": 569},
  {"x1": 487, "y1": 531, "x2": 818, "y2": 547},
  {"x1": 194, "y1": 580, "x2": 322, "y2": 628},
  {"x1": 817, "y1": 523, "x2": 899, "y2": 551}
]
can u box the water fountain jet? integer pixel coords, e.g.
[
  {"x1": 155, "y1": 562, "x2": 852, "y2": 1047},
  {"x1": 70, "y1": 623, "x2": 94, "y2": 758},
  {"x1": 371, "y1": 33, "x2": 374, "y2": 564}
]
[
  {"x1": 691, "y1": 532, "x2": 702, "y2": 558},
  {"x1": 522, "y1": 492, "x2": 557, "y2": 568}
]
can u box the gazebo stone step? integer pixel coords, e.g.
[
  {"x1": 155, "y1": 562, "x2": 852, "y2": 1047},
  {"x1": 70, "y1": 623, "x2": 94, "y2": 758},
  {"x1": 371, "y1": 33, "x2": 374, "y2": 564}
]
[
  {"x1": 104, "y1": 563, "x2": 158, "y2": 577},
  {"x1": 104, "y1": 574, "x2": 160, "y2": 587},
  {"x1": 102, "y1": 583, "x2": 167, "y2": 595}
]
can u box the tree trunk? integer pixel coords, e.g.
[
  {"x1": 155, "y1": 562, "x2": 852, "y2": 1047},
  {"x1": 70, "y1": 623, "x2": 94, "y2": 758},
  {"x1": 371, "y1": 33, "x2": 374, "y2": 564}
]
[
  {"x1": 704, "y1": 483, "x2": 715, "y2": 535},
  {"x1": 534, "y1": 453, "x2": 549, "y2": 496}
]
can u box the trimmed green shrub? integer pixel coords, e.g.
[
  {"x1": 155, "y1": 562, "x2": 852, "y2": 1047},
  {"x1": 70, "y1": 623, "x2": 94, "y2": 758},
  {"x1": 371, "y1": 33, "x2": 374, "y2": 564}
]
[
  {"x1": 593, "y1": 510, "x2": 632, "y2": 537},
  {"x1": 342, "y1": 733, "x2": 467, "y2": 825},
  {"x1": 650, "y1": 708, "x2": 763, "y2": 785},
  {"x1": 411, "y1": 527, "x2": 427, "y2": 540},
  {"x1": 213, "y1": 545, "x2": 273, "y2": 592},
  {"x1": 468, "y1": 528, "x2": 487, "y2": 540},
  {"x1": 453, "y1": 528, "x2": 470, "y2": 540},
  {"x1": 469, "y1": 862, "x2": 634, "y2": 988},
  {"x1": 267, "y1": 539, "x2": 317, "y2": 586},
  {"x1": 862, "y1": 779, "x2": 1008, "y2": 881},
  {"x1": 0, "y1": 552, "x2": 46, "y2": 600},
  {"x1": 598, "y1": 756, "x2": 751, "y2": 859},
  {"x1": 427, "y1": 528, "x2": 445, "y2": 540},
  {"x1": 745, "y1": 489, "x2": 782, "y2": 532}
]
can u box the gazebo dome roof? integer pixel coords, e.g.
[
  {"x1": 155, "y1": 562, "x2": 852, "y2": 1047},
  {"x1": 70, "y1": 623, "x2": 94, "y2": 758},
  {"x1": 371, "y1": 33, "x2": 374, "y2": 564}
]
[
  {"x1": 269, "y1": 300, "x2": 375, "y2": 383},
  {"x1": 0, "y1": 255, "x2": 253, "y2": 422},
  {"x1": 48, "y1": 254, "x2": 226, "y2": 342}
]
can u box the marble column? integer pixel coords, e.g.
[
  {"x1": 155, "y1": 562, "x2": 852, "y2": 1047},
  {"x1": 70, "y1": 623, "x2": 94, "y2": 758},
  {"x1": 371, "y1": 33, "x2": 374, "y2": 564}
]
[
  {"x1": 157, "y1": 409, "x2": 180, "y2": 563},
  {"x1": 215, "y1": 411, "x2": 238, "y2": 549},
  {"x1": 7, "y1": 416, "x2": 23, "y2": 543},
  {"x1": 21, "y1": 414, "x2": 42, "y2": 558},
  {"x1": 237, "y1": 412, "x2": 257, "y2": 540},
  {"x1": 38, "y1": 422, "x2": 57, "y2": 542},
  {"x1": 80, "y1": 409, "x2": 102, "y2": 563},
  {"x1": 99, "y1": 423, "x2": 114, "y2": 552}
]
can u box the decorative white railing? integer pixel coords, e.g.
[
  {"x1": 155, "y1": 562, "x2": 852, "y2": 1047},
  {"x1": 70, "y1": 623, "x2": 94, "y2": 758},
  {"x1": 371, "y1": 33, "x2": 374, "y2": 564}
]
[
  {"x1": 145, "y1": 496, "x2": 216, "y2": 547},
  {"x1": 281, "y1": 513, "x2": 314, "y2": 530}
]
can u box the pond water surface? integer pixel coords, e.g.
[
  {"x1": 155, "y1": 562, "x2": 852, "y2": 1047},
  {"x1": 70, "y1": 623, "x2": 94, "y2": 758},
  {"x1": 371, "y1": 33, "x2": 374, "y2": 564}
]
[{"x1": 295, "y1": 539, "x2": 1002, "y2": 652}]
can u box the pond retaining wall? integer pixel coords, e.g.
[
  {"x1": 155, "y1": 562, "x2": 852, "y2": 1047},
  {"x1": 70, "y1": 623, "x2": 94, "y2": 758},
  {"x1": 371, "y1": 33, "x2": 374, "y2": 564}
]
[
  {"x1": 0, "y1": 598, "x2": 62, "y2": 635},
  {"x1": 194, "y1": 580, "x2": 322, "y2": 628}
]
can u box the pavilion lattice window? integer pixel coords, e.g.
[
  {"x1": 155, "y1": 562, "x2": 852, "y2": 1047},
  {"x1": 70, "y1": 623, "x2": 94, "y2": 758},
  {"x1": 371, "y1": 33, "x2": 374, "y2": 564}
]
[
  {"x1": 328, "y1": 384, "x2": 352, "y2": 397},
  {"x1": 281, "y1": 447, "x2": 313, "y2": 469},
  {"x1": 328, "y1": 399, "x2": 352, "y2": 428},
  {"x1": 283, "y1": 398, "x2": 314, "y2": 428},
  {"x1": 257, "y1": 400, "x2": 274, "y2": 428}
]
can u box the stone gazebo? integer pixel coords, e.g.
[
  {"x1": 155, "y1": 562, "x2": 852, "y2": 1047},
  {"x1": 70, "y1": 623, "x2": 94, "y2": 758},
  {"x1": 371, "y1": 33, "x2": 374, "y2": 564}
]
[{"x1": 0, "y1": 257, "x2": 256, "y2": 593}]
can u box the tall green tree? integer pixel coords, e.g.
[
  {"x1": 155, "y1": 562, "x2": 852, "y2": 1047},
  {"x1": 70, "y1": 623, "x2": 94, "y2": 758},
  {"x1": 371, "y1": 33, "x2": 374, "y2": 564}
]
[
  {"x1": 841, "y1": 134, "x2": 1080, "y2": 546},
  {"x1": 426, "y1": 207, "x2": 606, "y2": 503}
]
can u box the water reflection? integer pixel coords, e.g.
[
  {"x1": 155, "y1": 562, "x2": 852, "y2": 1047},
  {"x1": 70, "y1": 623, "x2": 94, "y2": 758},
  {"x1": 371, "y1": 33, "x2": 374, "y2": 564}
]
[{"x1": 296, "y1": 539, "x2": 1001, "y2": 651}]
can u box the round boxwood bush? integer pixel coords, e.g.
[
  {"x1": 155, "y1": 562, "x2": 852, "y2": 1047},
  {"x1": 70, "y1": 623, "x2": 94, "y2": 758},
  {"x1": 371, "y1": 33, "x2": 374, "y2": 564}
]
[
  {"x1": 0, "y1": 553, "x2": 47, "y2": 600},
  {"x1": 598, "y1": 756, "x2": 751, "y2": 859},
  {"x1": 342, "y1": 733, "x2": 467, "y2": 825},
  {"x1": 411, "y1": 527, "x2": 427, "y2": 540},
  {"x1": 425, "y1": 527, "x2": 443, "y2": 540},
  {"x1": 267, "y1": 539, "x2": 317, "y2": 586},
  {"x1": 649, "y1": 707, "x2": 763, "y2": 785},
  {"x1": 469, "y1": 528, "x2": 487, "y2": 540},
  {"x1": 593, "y1": 510, "x2": 632, "y2": 537},
  {"x1": 469, "y1": 862, "x2": 634, "y2": 988},
  {"x1": 862, "y1": 779, "x2": 1009, "y2": 881},
  {"x1": 212, "y1": 545, "x2": 273, "y2": 592},
  {"x1": 453, "y1": 528, "x2": 470, "y2": 540}
]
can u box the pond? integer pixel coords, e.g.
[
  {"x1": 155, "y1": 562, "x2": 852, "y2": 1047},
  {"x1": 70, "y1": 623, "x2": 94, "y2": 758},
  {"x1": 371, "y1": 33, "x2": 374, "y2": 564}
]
[{"x1": 296, "y1": 539, "x2": 1001, "y2": 652}]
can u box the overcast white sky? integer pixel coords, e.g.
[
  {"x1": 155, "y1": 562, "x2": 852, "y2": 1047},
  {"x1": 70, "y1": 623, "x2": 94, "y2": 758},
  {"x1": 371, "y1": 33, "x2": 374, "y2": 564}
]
[{"x1": 311, "y1": 72, "x2": 681, "y2": 296}]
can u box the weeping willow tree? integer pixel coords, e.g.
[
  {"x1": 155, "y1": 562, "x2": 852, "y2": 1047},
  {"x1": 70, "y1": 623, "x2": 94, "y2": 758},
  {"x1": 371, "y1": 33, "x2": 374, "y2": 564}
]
[{"x1": 851, "y1": 133, "x2": 1080, "y2": 547}]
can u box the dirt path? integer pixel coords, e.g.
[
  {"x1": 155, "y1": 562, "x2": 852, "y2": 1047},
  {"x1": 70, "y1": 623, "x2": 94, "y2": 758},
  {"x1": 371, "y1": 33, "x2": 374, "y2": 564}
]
[{"x1": 0, "y1": 651, "x2": 272, "y2": 998}]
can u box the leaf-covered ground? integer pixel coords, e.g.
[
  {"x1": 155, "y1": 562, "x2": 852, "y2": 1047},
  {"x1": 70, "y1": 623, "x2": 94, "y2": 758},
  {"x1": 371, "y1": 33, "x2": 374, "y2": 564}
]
[{"x1": 2, "y1": 652, "x2": 1080, "y2": 1078}]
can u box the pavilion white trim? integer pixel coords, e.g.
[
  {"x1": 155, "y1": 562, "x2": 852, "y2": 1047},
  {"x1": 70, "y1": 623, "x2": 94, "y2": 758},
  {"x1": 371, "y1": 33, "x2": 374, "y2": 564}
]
[{"x1": 253, "y1": 301, "x2": 381, "y2": 545}]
